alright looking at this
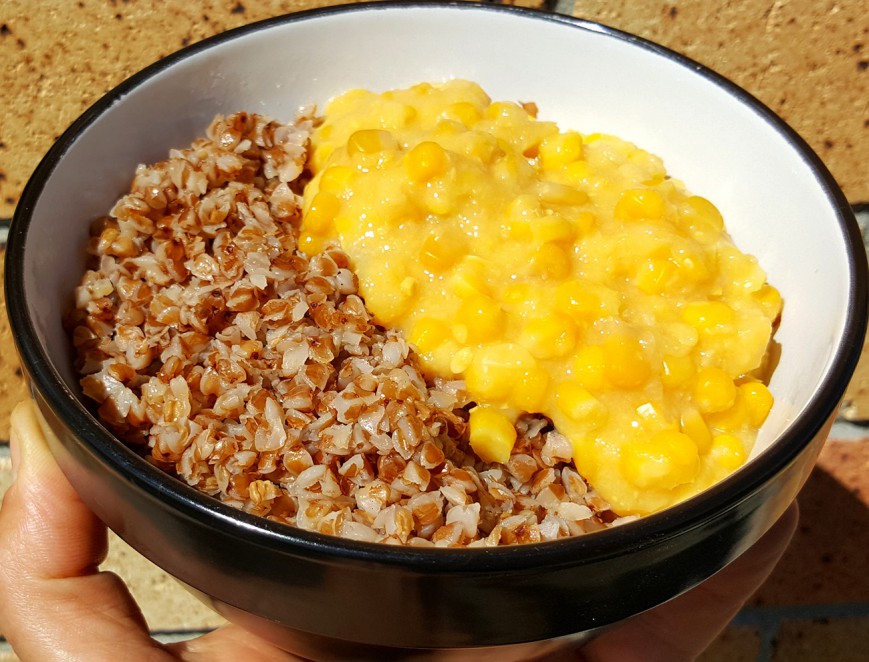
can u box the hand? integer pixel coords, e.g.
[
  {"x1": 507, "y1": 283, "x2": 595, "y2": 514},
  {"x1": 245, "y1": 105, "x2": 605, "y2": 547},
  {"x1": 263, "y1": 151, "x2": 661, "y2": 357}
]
[{"x1": 0, "y1": 401, "x2": 797, "y2": 662}]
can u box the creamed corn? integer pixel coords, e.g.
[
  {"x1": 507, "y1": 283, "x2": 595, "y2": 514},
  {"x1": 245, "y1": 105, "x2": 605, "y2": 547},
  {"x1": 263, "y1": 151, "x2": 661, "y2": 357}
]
[{"x1": 301, "y1": 80, "x2": 780, "y2": 516}]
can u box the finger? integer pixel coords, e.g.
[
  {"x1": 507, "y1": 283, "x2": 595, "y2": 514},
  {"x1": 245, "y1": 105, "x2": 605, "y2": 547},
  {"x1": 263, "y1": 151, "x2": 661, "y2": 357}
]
[
  {"x1": 0, "y1": 401, "x2": 169, "y2": 661},
  {"x1": 580, "y1": 502, "x2": 799, "y2": 662},
  {"x1": 166, "y1": 625, "x2": 303, "y2": 661}
]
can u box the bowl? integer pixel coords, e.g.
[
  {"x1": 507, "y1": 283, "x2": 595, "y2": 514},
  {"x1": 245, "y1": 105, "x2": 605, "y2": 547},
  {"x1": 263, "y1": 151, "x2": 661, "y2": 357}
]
[{"x1": 6, "y1": 2, "x2": 867, "y2": 660}]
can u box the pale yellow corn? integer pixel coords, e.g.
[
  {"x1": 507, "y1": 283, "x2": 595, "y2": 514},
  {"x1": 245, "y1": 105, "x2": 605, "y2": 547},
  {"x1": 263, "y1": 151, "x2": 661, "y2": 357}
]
[
  {"x1": 573, "y1": 345, "x2": 607, "y2": 391},
  {"x1": 539, "y1": 131, "x2": 584, "y2": 169},
  {"x1": 318, "y1": 165, "x2": 356, "y2": 194},
  {"x1": 621, "y1": 430, "x2": 699, "y2": 490},
  {"x1": 519, "y1": 315, "x2": 577, "y2": 359},
  {"x1": 347, "y1": 129, "x2": 397, "y2": 155},
  {"x1": 419, "y1": 231, "x2": 460, "y2": 273},
  {"x1": 614, "y1": 188, "x2": 666, "y2": 222},
  {"x1": 694, "y1": 366, "x2": 737, "y2": 413},
  {"x1": 710, "y1": 433, "x2": 746, "y2": 470},
  {"x1": 305, "y1": 192, "x2": 341, "y2": 234},
  {"x1": 682, "y1": 301, "x2": 735, "y2": 331},
  {"x1": 455, "y1": 294, "x2": 504, "y2": 344},
  {"x1": 556, "y1": 382, "x2": 606, "y2": 425},
  {"x1": 603, "y1": 334, "x2": 651, "y2": 389},
  {"x1": 406, "y1": 141, "x2": 448, "y2": 182},
  {"x1": 740, "y1": 381, "x2": 774, "y2": 427},
  {"x1": 468, "y1": 406, "x2": 517, "y2": 464}
]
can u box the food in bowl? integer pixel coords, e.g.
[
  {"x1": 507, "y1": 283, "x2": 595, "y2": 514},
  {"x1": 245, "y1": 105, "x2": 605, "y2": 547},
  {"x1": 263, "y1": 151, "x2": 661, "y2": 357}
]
[
  {"x1": 11, "y1": 3, "x2": 865, "y2": 654},
  {"x1": 66, "y1": 80, "x2": 780, "y2": 546},
  {"x1": 302, "y1": 80, "x2": 781, "y2": 516},
  {"x1": 66, "y1": 110, "x2": 625, "y2": 547}
]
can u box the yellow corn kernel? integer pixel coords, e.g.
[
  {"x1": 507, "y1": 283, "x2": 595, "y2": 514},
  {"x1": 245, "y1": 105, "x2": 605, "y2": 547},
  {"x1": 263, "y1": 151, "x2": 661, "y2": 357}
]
[
  {"x1": 486, "y1": 101, "x2": 523, "y2": 121},
  {"x1": 682, "y1": 301, "x2": 735, "y2": 331},
  {"x1": 530, "y1": 243, "x2": 571, "y2": 280},
  {"x1": 377, "y1": 102, "x2": 417, "y2": 130},
  {"x1": 556, "y1": 280, "x2": 601, "y2": 321},
  {"x1": 468, "y1": 406, "x2": 517, "y2": 464},
  {"x1": 449, "y1": 256, "x2": 491, "y2": 298},
  {"x1": 539, "y1": 131, "x2": 584, "y2": 170},
  {"x1": 360, "y1": 268, "x2": 414, "y2": 325},
  {"x1": 555, "y1": 382, "x2": 607, "y2": 425},
  {"x1": 406, "y1": 141, "x2": 448, "y2": 183},
  {"x1": 680, "y1": 195, "x2": 724, "y2": 234},
  {"x1": 298, "y1": 232, "x2": 326, "y2": 255},
  {"x1": 420, "y1": 231, "x2": 461, "y2": 273},
  {"x1": 492, "y1": 152, "x2": 526, "y2": 182},
  {"x1": 503, "y1": 282, "x2": 532, "y2": 308},
  {"x1": 673, "y1": 250, "x2": 712, "y2": 285},
  {"x1": 464, "y1": 133, "x2": 501, "y2": 166},
  {"x1": 754, "y1": 284, "x2": 783, "y2": 320},
  {"x1": 443, "y1": 101, "x2": 482, "y2": 127},
  {"x1": 506, "y1": 194, "x2": 538, "y2": 220},
  {"x1": 622, "y1": 430, "x2": 699, "y2": 490},
  {"x1": 410, "y1": 82, "x2": 433, "y2": 95},
  {"x1": 333, "y1": 213, "x2": 356, "y2": 238},
  {"x1": 636, "y1": 257, "x2": 677, "y2": 294},
  {"x1": 563, "y1": 160, "x2": 591, "y2": 185},
  {"x1": 710, "y1": 433, "x2": 746, "y2": 471},
  {"x1": 740, "y1": 381, "x2": 774, "y2": 427},
  {"x1": 421, "y1": 187, "x2": 454, "y2": 216},
  {"x1": 347, "y1": 129, "x2": 397, "y2": 155},
  {"x1": 464, "y1": 343, "x2": 532, "y2": 402},
  {"x1": 519, "y1": 315, "x2": 577, "y2": 359},
  {"x1": 636, "y1": 401, "x2": 671, "y2": 430},
  {"x1": 536, "y1": 181, "x2": 589, "y2": 207},
  {"x1": 573, "y1": 345, "x2": 607, "y2": 392},
  {"x1": 318, "y1": 165, "x2": 356, "y2": 194},
  {"x1": 450, "y1": 347, "x2": 475, "y2": 374},
  {"x1": 680, "y1": 407, "x2": 713, "y2": 454},
  {"x1": 304, "y1": 192, "x2": 341, "y2": 234},
  {"x1": 455, "y1": 294, "x2": 504, "y2": 344},
  {"x1": 410, "y1": 317, "x2": 450, "y2": 354},
  {"x1": 530, "y1": 215, "x2": 577, "y2": 245},
  {"x1": 614, "y1": 188, "x2": 666, "y2": 222},
  {"x1": 510, "y1": 364, "x2": 550, "y2": 412},
  {"x1": 603, "y1": 334, "x2": 651, "y2": 389},
  {"x1": 706, "y1": 390, "x2": 749, "y2": 431},
  {"x1": 661, "y1": 353, "x2": 695, "y2": 389},
  {"x1": 573, "y1": 211, "x2": 597, "y2": 237},
  {"x1": 400, "y1": 277, "x2": 417, "y2": 297},
  {"x1": 694, "y1": 366, "x2": 737, "y2": 414}
]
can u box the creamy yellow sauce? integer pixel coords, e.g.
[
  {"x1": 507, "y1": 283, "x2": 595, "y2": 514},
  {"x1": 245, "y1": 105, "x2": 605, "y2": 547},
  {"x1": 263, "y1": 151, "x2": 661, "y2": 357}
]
[{"x1": 300, "y1": 80, "x2": 780, "y2": 516}]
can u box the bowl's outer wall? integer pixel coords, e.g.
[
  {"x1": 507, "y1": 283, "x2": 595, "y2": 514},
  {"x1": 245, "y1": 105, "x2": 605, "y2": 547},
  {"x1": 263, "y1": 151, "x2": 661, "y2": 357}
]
[
  {"x1": 32, "y1": 382, "x2": 824, "y2": 648},
  {"x1": 6, "y1": 2, "x2": 867, "y2": 654}
]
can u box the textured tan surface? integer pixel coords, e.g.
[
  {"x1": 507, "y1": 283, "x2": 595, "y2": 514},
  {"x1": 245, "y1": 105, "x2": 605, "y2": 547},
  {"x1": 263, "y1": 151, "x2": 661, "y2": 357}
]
[
  {"x1": 0, "y1": 1, "x2": 552, "y2": 219},
  {"x1": 572, "y1": 0, "x2": 869, "y2": 204},
  {"x1": 698, "y1": 625, "x2": 762, "y2": 662},
  {"x1": 771, "y1": 616, "x2": 869, "y2": 661},
  {"x1": 752, "y1": 439, "x2": 869, "y2": 606},
  {"x1": 0, "y1": 252, "x2": 29, "y2": 440},
  {"x1": 0, "y1": 0, "x2": 345, "y2": 218},
  {"x1": 101, "y1": 532, "x2": 227, "y2": 632},
  {"x1": 0, "y1": 1, "x2": 868, "y2": 659}
]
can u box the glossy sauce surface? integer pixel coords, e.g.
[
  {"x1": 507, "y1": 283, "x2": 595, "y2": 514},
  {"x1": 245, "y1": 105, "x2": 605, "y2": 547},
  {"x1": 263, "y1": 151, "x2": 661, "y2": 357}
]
[{"x1": 301, "y1": 80, "x2": 779, "y2": 515}]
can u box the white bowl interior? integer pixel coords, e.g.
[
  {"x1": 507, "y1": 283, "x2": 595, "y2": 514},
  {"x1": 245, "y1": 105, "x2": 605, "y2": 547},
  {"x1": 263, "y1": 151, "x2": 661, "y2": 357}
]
[{"x1": 22, "y1": 5, "x2": 856, "y2": 466}]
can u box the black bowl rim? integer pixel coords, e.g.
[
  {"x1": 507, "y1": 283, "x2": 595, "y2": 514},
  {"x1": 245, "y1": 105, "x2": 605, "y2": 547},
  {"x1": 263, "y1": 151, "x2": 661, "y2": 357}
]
[{"x1": 6, "y1": 0, "x2": 868, "y2": 572}]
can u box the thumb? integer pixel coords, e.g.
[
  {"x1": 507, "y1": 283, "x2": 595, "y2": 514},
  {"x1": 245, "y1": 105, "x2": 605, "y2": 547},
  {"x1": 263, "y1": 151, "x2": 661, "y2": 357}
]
[{"x1": 0, "y1": 400, "x2": 168, "y2": 661}]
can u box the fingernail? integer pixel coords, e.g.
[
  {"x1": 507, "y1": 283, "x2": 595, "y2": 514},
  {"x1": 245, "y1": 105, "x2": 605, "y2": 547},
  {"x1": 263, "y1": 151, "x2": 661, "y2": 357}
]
[
  {"x1": 9, "y1": 432, "x2": 20, "y2": 481},
  {"x1": 9, "y1": 401, "x2": 53, "y2": 483}
]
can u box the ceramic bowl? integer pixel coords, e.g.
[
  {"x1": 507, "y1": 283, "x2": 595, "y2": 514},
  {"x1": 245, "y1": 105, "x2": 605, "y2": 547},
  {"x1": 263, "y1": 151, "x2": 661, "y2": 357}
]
[{"x1": 6, "y1": 3, "x2": 867, "y2": 660}]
